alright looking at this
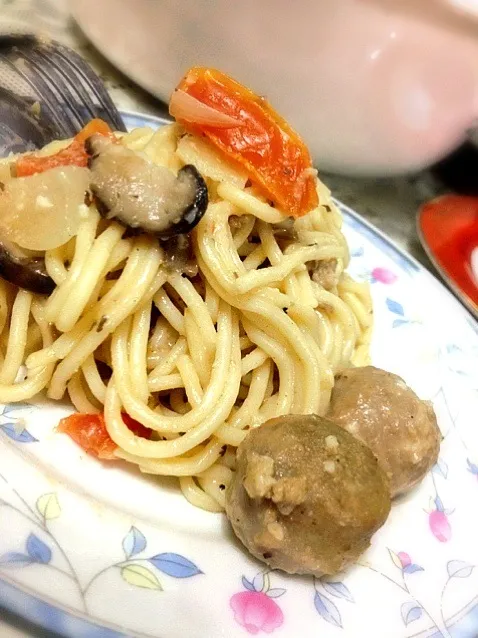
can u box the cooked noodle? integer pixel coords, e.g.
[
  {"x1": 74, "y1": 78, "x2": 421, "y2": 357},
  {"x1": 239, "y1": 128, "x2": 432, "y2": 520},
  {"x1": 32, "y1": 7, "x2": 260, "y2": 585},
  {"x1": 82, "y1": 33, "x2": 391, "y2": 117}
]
[{"x1": 0, "y1": 124, "x2": 372, "y2": 512}]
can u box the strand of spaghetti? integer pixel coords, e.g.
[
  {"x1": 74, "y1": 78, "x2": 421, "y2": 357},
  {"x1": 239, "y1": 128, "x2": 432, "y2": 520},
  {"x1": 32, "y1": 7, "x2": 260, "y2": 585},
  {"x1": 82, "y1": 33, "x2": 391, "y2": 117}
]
[
  {"x1": 153, "y1": 287, "x2": 185, "y2": 335},
  {"x1": 45, "y1": 246, "x2": 68, "y2": 285},
  {"x1": 340, "y1": 289, "x2": 372, "y2": 331},
  {"x1": 287, "y1": 305, "x2": 334, "y2": 414},
  {"x1": 288, "y1": 304, "x2": 334, "y2": 391},
  {"x1": 296, "y1": 229, "x2": 343, "y2": 249},
  {"x1": 230, "y1": 359, "x2": 272, "y2": 429},
  {"x1": 194, "y1": 217, "x2": 241, "y2": 291},
  {"x1": 108, "y1": 301, "x2": 236, "y2": 436},
  {"x1": 56, "y1": 222, "x2": 125, "y2": 333},
  {"x1": 256, "y1": 219, "x2": 303, "y2": 301},
  {"x1": 84, "y1": 239, "x2": 133, "y2": 313},
  {"x1": 0, "y1": 279, "x2": 10, "y2": 341},
  {"x1": 240, "y1": 347, "x2": 268, "y2": 377},
  {"x1": 67, "y1": 370, "x2": 101, "y2": 413},
  {"x1": 295, "y1": 268, "x2": 319, "y2": 307},
  {"x1": 119, "y1": 127, "x2": 154, "y2": 150},
  {"x1": 312, "y1": 284, "x2": 359, "y2": 359},
  {"x1": 117, "y1": 437, "x2": 223, "y2": 477},
  {"x1": 206, "y1": 202, "x2": 246, "y2": 276},
  {"x1": 331, "y1": 320, "x2": 345, "y2": 372},
  {"x1": 81, "y1": 354, "x2": 107, "y2": 404},
  {"x1": 243, "y1": 299, "x2": 321, "y2": 413},
  {"x1": 104, "y1": 239, "x2": 133, "y2": 273},
  {"x1": 237, "y1": 240, "x2": 258, "y2": 258},
  {"x1": 314, "y1": 307, "x2": 334, "y2": 359},
  {"x1": 26, "y1": 237, "x2": 161, "y2": 369},
  {"x1": 128, "y1": 300, "x2": 152, "y2": 403},
  {"x1": 104, "y1": 304, "x2": 240, "y2": 456},
  {"x1": 148, "y1": 373, "x2": 184, "y2": 393},
  {"x1": 239, "y1": 336, "x2": 253, "y2": 350},
  {"x1": 232, "y1": 215, "x2": 255, "y2": 249},
  {"x1": 0, "y1": 289, "x2": 32, "y2": 384},
  {"x1": 213, "y1": 423, "x2": 247, "y2": 447},
  {"x1": 24, "y1": 323, "x2": 42, "y2": 358},
  {"x1": 179, "y1": 476, "x2": 222, "y2": 513},
  {"x1": 197, "y1": 464, "x2": 233, "y2": 509},
  {"x1": 204, "y1": 281, "x2": 219, "y2": 324},
  {"x1": 148, "y1": 336, "x2": 187, "y2": 378},
  {"x1": 215, "y1": 359, "x2": 272, "y2": 445},
  {"x1": 47, "y1": 239, "x2": 164, "y2": 400},
  {"x1": 176, "y1": 354, "x2": 204, "y2": 407},
  {"x1": 143, "y1": 122, "x2": 179, "y2": 167},
  {"x1": 217, "y1": 183, "x2": 285, "y2": 223},
  {"x1": 148, "y1": 317, "x2": 178, "y2": 358},
  {"x1": 242, "y1": 318, "x2": 295, "y2": 419},
  {"x1": 242, "y1": 246, "x2": 266, "y2": 271},
  {"x1": 44, "y1": 207, "x2": 100, "y2": 325},
  {"x1": 235, "y1": 244, "x2": 344, "y2": 294},
  {"x1": 184, "y1": 309, "x2": 211, "y2": 389},
  {"x1": 167, "y1": 272, "x2": 216, "y2": 348},
  {"x1": 0, "y1": 300, "x2": 54, "y2": 402}
]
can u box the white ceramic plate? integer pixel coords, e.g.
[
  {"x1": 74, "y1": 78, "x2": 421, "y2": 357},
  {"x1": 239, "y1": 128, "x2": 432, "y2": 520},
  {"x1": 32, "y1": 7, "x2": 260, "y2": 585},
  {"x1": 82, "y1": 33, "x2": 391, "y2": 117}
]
[{"x1": 1, "y1": 112, "x2": 478, "y2": 638}]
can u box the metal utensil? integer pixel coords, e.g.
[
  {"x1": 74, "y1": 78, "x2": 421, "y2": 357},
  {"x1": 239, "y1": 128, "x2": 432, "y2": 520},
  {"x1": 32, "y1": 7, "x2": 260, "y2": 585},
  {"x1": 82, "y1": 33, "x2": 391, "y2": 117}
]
[{"x1": 0, "y1": 33, "x2": 126, "y2": 156}]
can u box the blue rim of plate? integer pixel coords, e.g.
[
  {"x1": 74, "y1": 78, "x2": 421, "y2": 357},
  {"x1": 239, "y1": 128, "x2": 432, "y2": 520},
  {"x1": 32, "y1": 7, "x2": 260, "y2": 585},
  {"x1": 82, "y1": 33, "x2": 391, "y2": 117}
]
[{"x1": 0, "y1": 110, "x2": 476, "y2": 638}]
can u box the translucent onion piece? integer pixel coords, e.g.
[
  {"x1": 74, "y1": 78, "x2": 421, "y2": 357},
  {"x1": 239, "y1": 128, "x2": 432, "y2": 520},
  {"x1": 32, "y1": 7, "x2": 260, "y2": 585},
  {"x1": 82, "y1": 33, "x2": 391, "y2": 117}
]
[
  {"x1": 170, "y1": 89, "x2": 243, "y2": 128},
  {"x1": 0, "y1": 166, "x2": 90, "y2": 250}
]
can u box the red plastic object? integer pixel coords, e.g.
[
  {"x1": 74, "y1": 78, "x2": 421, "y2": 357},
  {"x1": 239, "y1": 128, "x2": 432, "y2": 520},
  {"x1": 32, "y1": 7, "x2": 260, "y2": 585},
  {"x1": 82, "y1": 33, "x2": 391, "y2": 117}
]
[{"x1": 418, "y1": 194, "x2": 478, "y2": 316}]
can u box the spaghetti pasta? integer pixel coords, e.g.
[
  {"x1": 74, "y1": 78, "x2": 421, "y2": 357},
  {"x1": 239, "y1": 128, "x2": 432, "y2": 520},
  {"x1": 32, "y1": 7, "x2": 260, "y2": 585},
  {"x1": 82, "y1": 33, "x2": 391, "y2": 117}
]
[{"x1": 0, "y1": 122, "x2": 372, "y2": 512}]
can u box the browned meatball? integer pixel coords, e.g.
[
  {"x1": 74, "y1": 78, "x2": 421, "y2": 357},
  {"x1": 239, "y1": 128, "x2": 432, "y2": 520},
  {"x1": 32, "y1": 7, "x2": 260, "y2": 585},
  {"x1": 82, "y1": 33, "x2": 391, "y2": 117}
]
[
  {"x1": 225, "y1": 415, "x2": 391, "y2": 576},
  {"x1": 326, "y1": 366, "x2": 441, "y2": 498}
]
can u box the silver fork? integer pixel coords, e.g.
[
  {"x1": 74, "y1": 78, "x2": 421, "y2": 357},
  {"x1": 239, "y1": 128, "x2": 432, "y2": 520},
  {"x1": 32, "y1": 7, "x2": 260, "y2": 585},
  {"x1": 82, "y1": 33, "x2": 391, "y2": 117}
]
[{"x1": 0, "y1": 34, "x2": 126, "y2": 155}]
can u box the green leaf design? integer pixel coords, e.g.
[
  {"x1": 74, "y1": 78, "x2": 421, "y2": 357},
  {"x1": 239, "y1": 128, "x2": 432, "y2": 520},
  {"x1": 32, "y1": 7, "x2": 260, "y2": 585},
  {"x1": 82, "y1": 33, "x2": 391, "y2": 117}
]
[
  {"x1": 263, "y1": 571, "x2": 271, "y2": 593},
  {"x1": 121, "y1": 564, "x2": 162, "y2": 590},
  {"x1": 36, "y1": 493, "x2": 61, "y2": 520}
]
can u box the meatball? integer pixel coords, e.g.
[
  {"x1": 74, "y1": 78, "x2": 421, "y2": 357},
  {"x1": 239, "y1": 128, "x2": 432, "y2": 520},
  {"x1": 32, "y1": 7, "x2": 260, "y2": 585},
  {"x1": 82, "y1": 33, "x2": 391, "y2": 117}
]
[
  {"x1": 225, "y1": 415, "x2": 391, "y2": 576},
  {"x1": 326, "y1": 366, "x2": 441, "y2": 498}
]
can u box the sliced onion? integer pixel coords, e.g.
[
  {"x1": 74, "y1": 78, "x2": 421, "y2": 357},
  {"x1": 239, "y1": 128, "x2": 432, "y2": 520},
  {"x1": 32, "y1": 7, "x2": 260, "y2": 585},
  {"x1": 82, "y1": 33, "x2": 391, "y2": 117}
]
[
  {"x1": 169, "y1": 89, "x2": 243, "y2": 129},
  {"x1": 0, "y1": 166, "x2": 90, "y2": 250}
]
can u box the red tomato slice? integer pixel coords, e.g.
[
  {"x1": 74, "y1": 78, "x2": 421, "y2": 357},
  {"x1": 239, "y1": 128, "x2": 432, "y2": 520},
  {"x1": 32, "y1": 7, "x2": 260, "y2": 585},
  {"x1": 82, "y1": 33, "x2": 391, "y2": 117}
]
[
  {"x1": 58, "y1": 412, "x2": 152, "y2": 460},
  {"x1": 418, "y1": 194, "x2": 478, "y2": 310},
  {"x1": 171, "y1": 67, "x2": 318, "y2": 217},
  {"x1": 15, "y1": 118, "x2": 113, "y2": 177}
]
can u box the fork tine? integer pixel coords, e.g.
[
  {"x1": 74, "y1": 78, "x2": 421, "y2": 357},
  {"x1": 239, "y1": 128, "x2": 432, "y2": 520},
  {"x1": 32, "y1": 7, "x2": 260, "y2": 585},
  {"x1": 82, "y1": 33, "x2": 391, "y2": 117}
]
[
  {"x1": 34, "y1": 47, "x2": 110, "y2": 126},
  {"x1": 14, "y1": 49, "x2": 85, "y2": 136},
  {"x1": 0, "y1": 51, "x2": 72, "y2": 138},
  {"x1": 0, "y1": 33, "x2": 126, "y2": 153},
  {"x1": 49, "y1": 44, "x2": 126, "y2": 131}
]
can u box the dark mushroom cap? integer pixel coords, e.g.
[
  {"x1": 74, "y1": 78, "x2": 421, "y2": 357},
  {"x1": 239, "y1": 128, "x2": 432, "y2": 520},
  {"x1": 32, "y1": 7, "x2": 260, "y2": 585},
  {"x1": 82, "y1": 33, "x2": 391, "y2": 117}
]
[
  {"x1": 86, "y1": 135, "x2": 208, "y2": 239},
  {"x1": 0, "y1": 240, "x2": 54, "y2": 295}
]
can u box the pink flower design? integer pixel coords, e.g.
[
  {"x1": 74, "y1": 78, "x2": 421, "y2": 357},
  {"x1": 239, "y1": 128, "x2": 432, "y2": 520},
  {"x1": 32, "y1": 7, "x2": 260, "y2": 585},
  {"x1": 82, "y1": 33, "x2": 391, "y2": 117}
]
[
  {"x1": 230, "y1": 571, "x2": 285, "y2": 634},
  {"x1": 429, "y1": 510, "x2": 452, "y2": 543},
  {"x1": 388, "y1": 549, "x2": 424, "y2": 574},
  {"x1": 230, "y1": 591, "x2": 284, "y2": 635},
  {"x1": 371, "y1": 267, "x2": 398, "y2": 284},
  {"x1": 397, "y1": 552, "x2": 411, "y2": 569}
]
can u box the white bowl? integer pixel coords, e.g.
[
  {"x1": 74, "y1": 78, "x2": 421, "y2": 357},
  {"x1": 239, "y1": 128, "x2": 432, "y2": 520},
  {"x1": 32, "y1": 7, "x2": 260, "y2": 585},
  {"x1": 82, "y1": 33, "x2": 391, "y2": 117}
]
[{"x1": 71, "y1": 0, "x2": 478, "y2": 176}]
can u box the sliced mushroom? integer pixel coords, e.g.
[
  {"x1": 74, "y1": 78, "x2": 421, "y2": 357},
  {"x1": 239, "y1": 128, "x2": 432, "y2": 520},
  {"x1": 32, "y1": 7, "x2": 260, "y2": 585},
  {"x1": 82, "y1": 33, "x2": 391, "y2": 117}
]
[
  {"x1": 86, "y1": 135, "x2": 208, "y2": 239},
  {"x1": 0, "y1": 239, "x2": 54, "y2": 295}
]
